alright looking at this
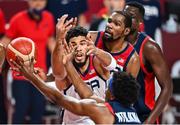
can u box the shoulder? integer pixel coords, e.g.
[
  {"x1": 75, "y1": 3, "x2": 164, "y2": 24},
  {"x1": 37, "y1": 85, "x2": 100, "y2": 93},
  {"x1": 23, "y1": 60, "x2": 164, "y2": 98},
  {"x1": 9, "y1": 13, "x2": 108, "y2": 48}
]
[
  {"x1": 143, "y1": 37, "x2": 163, "y2": 61},
  {"x1": 11, "y1": 10, "x2": 27, "y2": 20},
  {"x1": 144, "y1": 38, "x2": 162, "y2": 55},
  {"x1": 9, "y1": 10, "x2": 27, "y2": 24}
]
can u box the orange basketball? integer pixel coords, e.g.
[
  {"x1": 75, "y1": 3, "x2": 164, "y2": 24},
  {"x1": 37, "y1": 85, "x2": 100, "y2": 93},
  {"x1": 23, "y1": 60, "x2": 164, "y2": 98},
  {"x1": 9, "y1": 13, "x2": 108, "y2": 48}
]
[{"x1": 6, "y1": 37, "x2": 37, "y2": 67}]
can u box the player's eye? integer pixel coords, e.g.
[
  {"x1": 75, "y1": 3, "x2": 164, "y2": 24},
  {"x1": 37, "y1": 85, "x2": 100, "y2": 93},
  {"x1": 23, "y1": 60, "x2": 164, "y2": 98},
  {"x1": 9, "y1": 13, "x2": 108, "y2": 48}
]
[{"x1": 107, "y1": 18, "x2": 112, "y2": 23}]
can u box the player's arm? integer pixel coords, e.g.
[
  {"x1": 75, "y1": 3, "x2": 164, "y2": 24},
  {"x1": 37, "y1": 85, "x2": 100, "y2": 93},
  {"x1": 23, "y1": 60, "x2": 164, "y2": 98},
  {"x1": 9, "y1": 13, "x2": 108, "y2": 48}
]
[
  {"x1": 51, "y1": 15, "x2": 74, "y2": 80},
  {"x1": 126, "y1": 51, "x2": 140, "y2": 78},
  {"x1": 65, "y1": 61, "x2": 104, "y2": 103},
  {"x1": 87, "y1": 31, "x2": 98, "y2": 43},
  {"x1": 86, "y1": 36, "x2": 116, "y2": 68},
  {"x1": 47, "y1": 36, "x2": 56, "y2": 53},
  {"x1": 11, "y1": 59, "x2": 113, "y2": 124},
  {"x1": 143, "y1": 40, "x2": 173, "y2": 124},
  {"x1": 86, "y1": 36, "x2": 116, "y2": 79}
]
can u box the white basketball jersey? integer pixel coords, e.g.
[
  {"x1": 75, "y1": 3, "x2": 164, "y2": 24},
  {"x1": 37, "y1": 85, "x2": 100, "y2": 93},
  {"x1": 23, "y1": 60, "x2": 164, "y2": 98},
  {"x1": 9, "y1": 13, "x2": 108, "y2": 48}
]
[{"x1": 62, "y1": 56, "x2": 107, "y2": 124}]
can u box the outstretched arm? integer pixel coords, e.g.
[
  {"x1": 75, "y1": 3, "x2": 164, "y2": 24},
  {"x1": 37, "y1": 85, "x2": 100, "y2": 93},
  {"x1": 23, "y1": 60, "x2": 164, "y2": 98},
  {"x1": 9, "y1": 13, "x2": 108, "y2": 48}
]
[
  {"x1": 144, "y1": 40, "x2": 173, "y2": 124},
  {"x1": 86, "y1": 36, "x2": 116, "y2": 80},
  {"x1": 11, "y1": 58, "x2": 113, "y2": 124},
  {"x1": 51, "y1": 14, "x2": 76, "y2": 80}
]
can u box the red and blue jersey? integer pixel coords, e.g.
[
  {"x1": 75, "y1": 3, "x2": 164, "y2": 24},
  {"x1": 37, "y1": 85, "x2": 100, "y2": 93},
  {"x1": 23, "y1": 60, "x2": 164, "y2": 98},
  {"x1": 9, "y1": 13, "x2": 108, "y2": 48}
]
[
  {"x1": 95, "y1": 31, "x2": 136, "y2": 73},
  {"x1": 105, "y1": 100, "x2": 141, "y2": 124},
  {"x1": 133, "y1": 32, "x2": 156, "y2": 121}
]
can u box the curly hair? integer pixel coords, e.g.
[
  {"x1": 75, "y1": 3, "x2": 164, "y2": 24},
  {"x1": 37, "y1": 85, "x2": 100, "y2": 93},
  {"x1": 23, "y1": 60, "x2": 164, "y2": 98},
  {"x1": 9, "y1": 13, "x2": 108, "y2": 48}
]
[
  {"x1": 110, "y1": 71, "x2": 140, "y2": 107},
  {"x1": 65, "y1": 26, "x2": 88, "y2": 44}
]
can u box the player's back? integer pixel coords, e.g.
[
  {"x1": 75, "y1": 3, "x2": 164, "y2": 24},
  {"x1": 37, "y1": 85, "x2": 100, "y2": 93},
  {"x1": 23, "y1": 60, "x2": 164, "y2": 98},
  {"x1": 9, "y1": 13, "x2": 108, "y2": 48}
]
[{"x1": 106, "y1": 100, "x2": 141, "y2": 124}]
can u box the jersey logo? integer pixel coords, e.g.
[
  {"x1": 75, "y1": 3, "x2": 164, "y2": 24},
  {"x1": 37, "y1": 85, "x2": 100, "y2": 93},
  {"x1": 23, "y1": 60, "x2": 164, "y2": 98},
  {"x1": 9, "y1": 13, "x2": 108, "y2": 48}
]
[
  {"x1": 117, "y1": 58, "x2": 125, "y2": 63},
  {"x1": 89, "y1": 69, "x2": 95, "y2": 75}
]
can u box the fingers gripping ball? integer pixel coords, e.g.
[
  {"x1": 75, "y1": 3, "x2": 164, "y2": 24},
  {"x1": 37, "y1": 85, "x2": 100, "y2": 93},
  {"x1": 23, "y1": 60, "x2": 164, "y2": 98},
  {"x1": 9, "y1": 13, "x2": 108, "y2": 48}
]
[{"x1": 6, "y1": 37, "x2": 37, "y2": 67}]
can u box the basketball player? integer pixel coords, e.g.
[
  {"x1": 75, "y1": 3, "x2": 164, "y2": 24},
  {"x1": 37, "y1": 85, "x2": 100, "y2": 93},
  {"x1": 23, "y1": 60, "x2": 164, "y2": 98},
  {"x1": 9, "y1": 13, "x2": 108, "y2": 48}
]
[
  {"x1": 89, "y1": 10, "x2": 140, "y2": 78},
  {"x1": 10, "y1": 50, "x2": 141, "y2": 124},
  {"x1": 51, "y1": 15, "x2": 117, "y2": 124},
  {"x1": 124, "y1": 2, "x2": 173, "y2": 123}
]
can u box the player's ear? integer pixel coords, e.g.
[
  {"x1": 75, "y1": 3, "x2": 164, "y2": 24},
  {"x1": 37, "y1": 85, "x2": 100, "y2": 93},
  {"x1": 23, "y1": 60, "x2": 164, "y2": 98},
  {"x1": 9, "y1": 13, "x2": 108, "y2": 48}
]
[{"x1": 124, "y1": 28, "x2": 131, "y2": 35}]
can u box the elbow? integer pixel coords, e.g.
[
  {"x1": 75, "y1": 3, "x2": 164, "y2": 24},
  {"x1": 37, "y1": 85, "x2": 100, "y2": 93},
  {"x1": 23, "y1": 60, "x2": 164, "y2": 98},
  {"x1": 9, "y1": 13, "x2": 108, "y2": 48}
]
[{"x1": 162, "y1": 80, "x2": 173, "y2": 100}]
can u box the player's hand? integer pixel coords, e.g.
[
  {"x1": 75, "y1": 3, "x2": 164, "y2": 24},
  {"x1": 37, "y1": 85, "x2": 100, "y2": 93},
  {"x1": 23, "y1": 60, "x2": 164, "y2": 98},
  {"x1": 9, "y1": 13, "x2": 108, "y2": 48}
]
[
  {"x1": 86, "y1": 36, "x2": 98, "y2": 56},
  {"x1": 10, "y1": 56, "x2": 36, "y2": 81},
  {"x1": 62, "y1": 39, "x2": 76, "y2": 65},
  {"x1": 56, "y1": 14, "x2": 77, "y2": 42},
  {"x1": 34, "y1": 67, "x2": 47, "y2": 81}
]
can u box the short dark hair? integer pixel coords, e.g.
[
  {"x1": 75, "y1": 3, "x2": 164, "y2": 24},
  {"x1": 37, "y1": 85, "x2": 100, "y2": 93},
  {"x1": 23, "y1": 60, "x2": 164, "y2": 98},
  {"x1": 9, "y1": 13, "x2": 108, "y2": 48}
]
[
  {"x1": 110, "y1": 71, "x2": 140, "y2": 107},
  {"x1": 114, "y1": 10, "x2": 132, "y2": 28},
  {"x1": 66, "y1": 26, "x2": 88, "y2": 43},
  {"x1": 126, "y1": 1, "x2": 145, "y2": 17}
]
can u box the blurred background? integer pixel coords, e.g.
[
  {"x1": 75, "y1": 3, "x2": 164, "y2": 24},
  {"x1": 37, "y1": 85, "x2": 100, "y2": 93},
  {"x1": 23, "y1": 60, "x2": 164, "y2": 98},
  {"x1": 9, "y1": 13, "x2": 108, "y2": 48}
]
[{"x1": 0, "y1": 0, "x2": 180, "y2": 124}]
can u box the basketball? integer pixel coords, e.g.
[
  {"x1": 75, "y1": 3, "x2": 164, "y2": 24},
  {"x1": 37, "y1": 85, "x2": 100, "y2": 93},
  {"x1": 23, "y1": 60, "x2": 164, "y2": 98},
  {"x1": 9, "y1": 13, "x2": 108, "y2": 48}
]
[{"x1": 6, "y1": 37, "x2": 37, "y2": 67}]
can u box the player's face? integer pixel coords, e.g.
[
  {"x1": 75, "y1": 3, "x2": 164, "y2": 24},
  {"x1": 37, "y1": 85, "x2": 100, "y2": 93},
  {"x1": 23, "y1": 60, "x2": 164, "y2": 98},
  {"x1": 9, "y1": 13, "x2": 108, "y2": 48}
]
[
  {"x1": 69, "y1": 36, "x2": 88, "y2": 67},
  {"x1": 103, "y1": 12, "x2": 126, "y2": 42},
  {"x1": 124, "y1": 5, "x2": 140, "y2": 33},
  {"x1": 28, "y1": 0, "x2": 47, "y2": 10}
]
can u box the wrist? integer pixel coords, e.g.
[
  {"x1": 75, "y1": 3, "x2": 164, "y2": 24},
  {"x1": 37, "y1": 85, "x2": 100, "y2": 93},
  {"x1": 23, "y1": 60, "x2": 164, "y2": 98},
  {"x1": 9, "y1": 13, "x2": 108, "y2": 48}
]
[
  {"x1": 94, "y1": 48, "x2": 100, "y2": 56},
  {"x1": 64, "y1": 61, "x2": 73, "y2": 68}
]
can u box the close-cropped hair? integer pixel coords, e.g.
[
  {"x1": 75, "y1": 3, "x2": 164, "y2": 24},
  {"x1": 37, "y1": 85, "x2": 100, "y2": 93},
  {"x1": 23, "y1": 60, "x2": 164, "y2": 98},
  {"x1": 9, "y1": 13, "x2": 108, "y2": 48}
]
[
  {"x1": 66, "y1": 26, "x2": 88, "y2": 43},
  {"x1": 126, "y1": 1, "x2": 145, "y2": 17}
]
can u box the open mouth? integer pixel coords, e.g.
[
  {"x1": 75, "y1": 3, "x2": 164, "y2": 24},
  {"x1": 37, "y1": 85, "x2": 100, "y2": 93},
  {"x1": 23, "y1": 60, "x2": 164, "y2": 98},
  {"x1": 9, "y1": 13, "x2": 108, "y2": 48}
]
[
  {"x1": 105, "y1": 27, "x2": 112, "y2": 37},
  {"x1": 75, "y1": 53, "x2": 84, "y2": 61}
]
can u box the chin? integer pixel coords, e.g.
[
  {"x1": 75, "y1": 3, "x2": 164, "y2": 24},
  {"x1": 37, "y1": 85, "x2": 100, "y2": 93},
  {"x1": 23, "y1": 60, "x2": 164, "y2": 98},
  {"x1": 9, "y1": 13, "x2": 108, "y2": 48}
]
[
  {"x1": 102, "y1": 33, "x2": 114, "y2": 42},
  {"x1": 73, "y1": 57, "x2": 88, "y2": 68}
]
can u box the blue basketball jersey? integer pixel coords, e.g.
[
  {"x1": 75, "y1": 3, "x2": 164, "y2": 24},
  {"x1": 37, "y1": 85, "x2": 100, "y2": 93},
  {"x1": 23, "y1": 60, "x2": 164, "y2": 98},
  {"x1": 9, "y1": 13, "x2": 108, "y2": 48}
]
[{"x1": 105, "y1": 100, "x2": 141, "y2": 124}]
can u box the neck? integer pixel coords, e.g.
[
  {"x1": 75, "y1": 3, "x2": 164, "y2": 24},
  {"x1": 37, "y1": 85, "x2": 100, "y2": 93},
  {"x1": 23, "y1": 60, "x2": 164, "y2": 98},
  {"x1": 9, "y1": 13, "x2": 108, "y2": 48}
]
[
  {"x1": 128, "y1": 31, "x2": 139, "y2": 45},
  {"x1": 79, "y1": 58, "x2": 89, "y2": 73},
  {"x1": 32, "y1": 13, "x2": 41, "y2": 21},
  {"x1": 105, "y1": 38, "x2": 126, "y2": 53}
]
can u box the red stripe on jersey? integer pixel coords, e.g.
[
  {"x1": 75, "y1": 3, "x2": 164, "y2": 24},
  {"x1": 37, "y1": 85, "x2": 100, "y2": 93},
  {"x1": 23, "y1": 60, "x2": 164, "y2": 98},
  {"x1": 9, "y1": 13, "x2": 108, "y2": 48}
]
[
  {"x1": 79, "y1": 56, "x2": 98, "y2": 80},
  {"x1": 139, "y1": 36, "x2": 155, "y2": 110},
  {"x1": 105, "y1": 102, "x2": 115, "y2": 115}
]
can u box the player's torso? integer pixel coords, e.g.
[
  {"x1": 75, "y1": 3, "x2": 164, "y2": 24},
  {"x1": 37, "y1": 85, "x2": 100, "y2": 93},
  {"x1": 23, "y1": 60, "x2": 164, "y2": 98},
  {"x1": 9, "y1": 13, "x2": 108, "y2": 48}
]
[
  {"x1": 133, "y1": 32, "x2": 156, "y2": 119},
  {"x1": 106, "y1": 100, "x2": 141, "y2": 124}
]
